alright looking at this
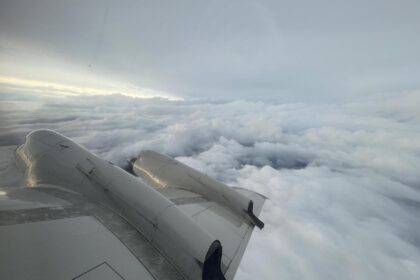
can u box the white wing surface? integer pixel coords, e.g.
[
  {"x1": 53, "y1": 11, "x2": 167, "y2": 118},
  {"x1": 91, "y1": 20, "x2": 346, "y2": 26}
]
[{"x1": 0, "y1": 130, "x2": 265, "y2": 280}]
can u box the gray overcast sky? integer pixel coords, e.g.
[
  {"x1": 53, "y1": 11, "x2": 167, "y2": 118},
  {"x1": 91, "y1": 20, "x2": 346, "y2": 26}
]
[{"x1": 1, "y1": 0, "x2": 420, "y2": 101}]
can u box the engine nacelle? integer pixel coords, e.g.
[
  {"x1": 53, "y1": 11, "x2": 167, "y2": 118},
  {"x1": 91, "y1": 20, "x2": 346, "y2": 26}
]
[{"x1": 132, "y1": 150, "x2": 264, "y2": 229}]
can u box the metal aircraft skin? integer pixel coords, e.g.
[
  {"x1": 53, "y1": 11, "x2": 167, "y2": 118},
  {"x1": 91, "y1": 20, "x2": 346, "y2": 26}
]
[{"x1": 0, "y1": 129, "x2": 265, "y2": 280}]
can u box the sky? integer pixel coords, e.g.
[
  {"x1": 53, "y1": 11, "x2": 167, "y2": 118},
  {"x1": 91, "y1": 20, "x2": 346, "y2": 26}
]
[
  {"x1": 1, "y1": 0, "x2": 420, "y2": 101},
  {"x1": 1, "y1": 1, "x2": 420, "y2": 279}
]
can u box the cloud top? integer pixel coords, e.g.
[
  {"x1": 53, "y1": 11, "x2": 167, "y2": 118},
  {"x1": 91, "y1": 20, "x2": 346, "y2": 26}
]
[{"x1": 0, "y1": 92, "x2": 420, "y2": 279}]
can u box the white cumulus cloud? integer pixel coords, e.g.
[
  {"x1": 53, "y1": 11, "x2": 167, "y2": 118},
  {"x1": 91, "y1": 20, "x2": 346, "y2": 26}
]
[{"x1": 1, "y1": 91, "x2": 420, "y2": 279}]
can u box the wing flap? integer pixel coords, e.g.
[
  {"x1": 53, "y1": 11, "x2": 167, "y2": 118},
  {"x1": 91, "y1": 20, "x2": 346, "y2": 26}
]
[{"x1": 0, "y1": 216, "x2": 155, "y2": 280}]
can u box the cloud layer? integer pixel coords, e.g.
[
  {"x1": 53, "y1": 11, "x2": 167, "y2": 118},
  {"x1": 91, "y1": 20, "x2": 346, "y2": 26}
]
[{"x1": 1, "y1": 92, "x2": 420, "y2": 279}]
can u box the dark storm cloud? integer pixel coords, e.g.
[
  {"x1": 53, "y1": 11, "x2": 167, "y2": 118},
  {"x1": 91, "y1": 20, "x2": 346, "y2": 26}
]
[
  {"x1": 1, "y1": 92, "x2": 420, "y2": 279},
  {"x1": 1, "y1": 0, "x2": 420, "y2": 100},
  {"x1": 0, "y1": 132, "x2": 25, "y2": 146},
  {"x1": 16, "y1": 116, "x2": 78, "y2": 125}
]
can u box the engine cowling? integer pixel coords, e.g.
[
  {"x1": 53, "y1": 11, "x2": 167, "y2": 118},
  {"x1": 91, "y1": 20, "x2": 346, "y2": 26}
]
[{"x1": 132, "y1": 150, "x2": 264, "y2": 229}]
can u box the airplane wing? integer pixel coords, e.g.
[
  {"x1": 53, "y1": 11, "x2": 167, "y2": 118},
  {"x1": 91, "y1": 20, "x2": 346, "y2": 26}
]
[
  {"x1": 0, "y1": 130, "x2": 265, "y2": 280},
  {"x1": 130, "y1": 151, "x2": 266, "y2": 279}
]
